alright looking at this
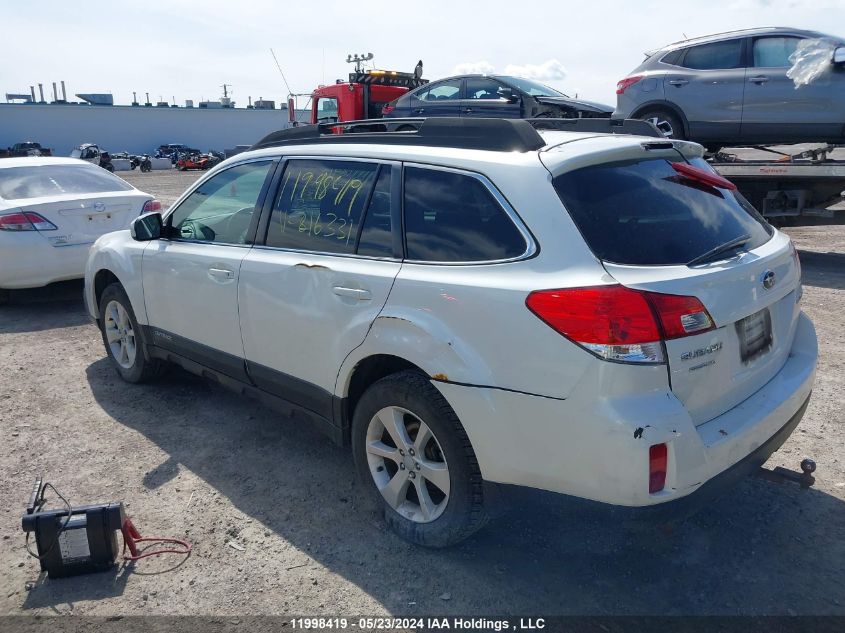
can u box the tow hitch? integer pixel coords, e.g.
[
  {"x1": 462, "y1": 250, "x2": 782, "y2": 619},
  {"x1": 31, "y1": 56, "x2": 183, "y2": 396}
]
[{"x1": 755, "y1": 458, "x2": 816, "y2": 489}]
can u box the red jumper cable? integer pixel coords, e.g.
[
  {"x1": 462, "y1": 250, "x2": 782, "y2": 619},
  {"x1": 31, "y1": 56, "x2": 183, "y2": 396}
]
[{"x1": 121, "y1": 518, "x2": 192, "y2": 561}]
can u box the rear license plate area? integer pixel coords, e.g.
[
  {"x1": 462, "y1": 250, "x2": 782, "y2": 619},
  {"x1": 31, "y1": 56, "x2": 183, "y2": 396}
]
[{"x1": 736, "y1": 308, "x2": 773, "y2": 363}]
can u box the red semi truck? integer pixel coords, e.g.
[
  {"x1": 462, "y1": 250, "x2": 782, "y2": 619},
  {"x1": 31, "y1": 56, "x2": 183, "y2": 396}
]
[{"x1": 298, "y1": 68, "x2": 428, "y2": 125}]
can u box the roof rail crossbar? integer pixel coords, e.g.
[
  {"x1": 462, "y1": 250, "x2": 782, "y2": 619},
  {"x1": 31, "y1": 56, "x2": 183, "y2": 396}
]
[{"x1": 250, "y1": 117, "x2": 663, "y2": 153}]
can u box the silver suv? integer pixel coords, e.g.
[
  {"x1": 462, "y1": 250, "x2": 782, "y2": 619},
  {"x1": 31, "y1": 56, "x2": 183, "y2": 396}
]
[{"x1": 614, "y1": 27, "x2": 845, "y2": 149}]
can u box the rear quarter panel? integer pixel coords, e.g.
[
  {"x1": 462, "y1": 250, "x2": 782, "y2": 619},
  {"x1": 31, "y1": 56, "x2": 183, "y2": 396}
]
[{"x1": 337, "y1": 156, "x2": 613, "y2": 400}]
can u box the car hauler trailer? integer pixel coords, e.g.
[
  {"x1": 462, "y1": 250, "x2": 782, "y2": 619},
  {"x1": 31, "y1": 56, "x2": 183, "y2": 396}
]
[{"x1": 711, "y1": 145, "x2": 845, "y2": 224}]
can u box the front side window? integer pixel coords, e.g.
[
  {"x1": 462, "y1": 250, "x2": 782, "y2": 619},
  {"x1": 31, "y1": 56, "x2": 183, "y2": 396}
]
[
  {"x1": 403, "y1": 167, "x2": 527, "y2": 262},
  {"x1": 316, "y1": 97, "x2": 339, "y2": 122},
  {"x1": 415, "y1": 79, "x2": 462, "y2": 102},
  {"x1": 753, "y1": 37, "x2": 802, "y2": 67},
  {"x1": 465, "y1": 78, "x2": 507, "y2": 100},
  {"x1": 680, "y1": 40, "x2": 744, "y2": 70},
  {"x1": 0, "y1": 164, "x2": 133, "y2": 200},
  {"x1": 265, "y1": 159, "x2": 380, "y2": 254},
  {"x1": 168, "y1": 160, "x2": 272, "y2": 244}
]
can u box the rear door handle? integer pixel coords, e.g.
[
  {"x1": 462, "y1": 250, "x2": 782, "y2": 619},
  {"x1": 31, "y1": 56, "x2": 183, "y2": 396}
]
[
  {"x1": 332, "y1": 286, "x2": 372, "y2": 301},
  {"x1": 414, "y1": 108, "x2": 425, "y2": 114},
  {"x1": 668, "y1": 79, "x2": 689, "y2": 86},
  {"x1": 749, "y1": 75, "x2": 769, "y2": 83},
  {"x1": 464, "y1": 107, "x2": 474, "y2": 113},
  {"x1": 208, "y1": 267, "x2": 235, "y2": 280}
]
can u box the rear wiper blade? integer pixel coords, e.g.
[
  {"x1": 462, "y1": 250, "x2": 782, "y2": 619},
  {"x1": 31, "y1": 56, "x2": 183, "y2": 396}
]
[{"x1": 687, "y1": 234, "x2": 751, "y2": 267}]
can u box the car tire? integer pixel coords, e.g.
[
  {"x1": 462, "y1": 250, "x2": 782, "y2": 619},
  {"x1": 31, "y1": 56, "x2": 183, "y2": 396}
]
[
  {"x1": 98, "y1": 283, "x2": 164, "y2": 383},
  {"x1": 637, "y1": 109, "x2": 686, "y2": 140},
  {"x1": 351, "y1": 370, "x2": 487, "y2": 547}
]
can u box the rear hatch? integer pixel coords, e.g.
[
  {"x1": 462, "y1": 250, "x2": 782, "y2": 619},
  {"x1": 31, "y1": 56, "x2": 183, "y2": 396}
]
[
  {"x1": 0, "y1": 163, "x2": 146, "y2": 246},
  {"x1": 547, "y1": 148, "x2": 801, "y2": 426}
]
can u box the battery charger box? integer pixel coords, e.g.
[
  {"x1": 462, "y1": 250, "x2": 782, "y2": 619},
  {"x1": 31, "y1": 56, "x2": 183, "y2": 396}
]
[{"x1": 22, "y1": 502, "x2": 126, "y2": 579}]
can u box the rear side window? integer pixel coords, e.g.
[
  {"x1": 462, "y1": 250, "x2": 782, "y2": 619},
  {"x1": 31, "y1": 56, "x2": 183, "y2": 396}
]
[
  {"x1": 552, "y1": 158, "x2": 772, "y2": 266},
  {"x1": 265, "y1": 159, "x2": 379, "y2": 254},
  {"x1": 357, "y1": 167, "x2": 393, "y2": 257},
  {"x1": 415, "y1": 79, "x2": 462, "y2": 102},
  {"x1": 660, "y1": 49, "x2": 684, "y2": 66},
  {"x1": 0, "y1": 165, "x2": 133, "y2": 200},
  {"x1": 403, "y1": 167, "x2": 527, "y2": 262},
  {"x1": 680, "y1": 40, "x2": 744, "y2": 70}
]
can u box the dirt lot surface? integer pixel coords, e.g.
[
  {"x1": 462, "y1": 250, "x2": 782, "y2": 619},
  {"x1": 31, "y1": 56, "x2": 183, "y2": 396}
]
[{"x1": 0, "y1": 168, "x2": 843, "y2": 617}]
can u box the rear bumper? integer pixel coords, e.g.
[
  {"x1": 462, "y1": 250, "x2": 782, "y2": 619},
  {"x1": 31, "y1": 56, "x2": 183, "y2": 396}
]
[
  {"x1": 0, "y1": 233, "x2": 90, "y2": 289},
  {"x1": 435, "y1": 311, "x2": 817, "y2": 508}
]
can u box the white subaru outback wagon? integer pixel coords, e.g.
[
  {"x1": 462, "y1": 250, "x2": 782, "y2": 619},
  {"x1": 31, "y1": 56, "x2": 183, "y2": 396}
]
[{"x1": 84, "y1": 118, "x2": 817, "y2": 546}]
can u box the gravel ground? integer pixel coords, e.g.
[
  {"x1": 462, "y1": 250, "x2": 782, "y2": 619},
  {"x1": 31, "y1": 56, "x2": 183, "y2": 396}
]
[{"x1": 0, "y1": 168, "x2": 843, "y2": 617}]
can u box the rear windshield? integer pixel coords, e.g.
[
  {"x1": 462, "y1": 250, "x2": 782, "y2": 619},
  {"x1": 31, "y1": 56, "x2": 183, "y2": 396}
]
[
  {"x1": 0, "y1": 164, "x2": 133, "y2": 200},
  {"x1": 552, "y1": 157, "x2": 773, "y2": 266}
]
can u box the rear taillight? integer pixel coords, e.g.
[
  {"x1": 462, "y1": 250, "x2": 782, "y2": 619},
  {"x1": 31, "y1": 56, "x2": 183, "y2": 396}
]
[
  {"x1": 616, "y1": 75, "x2": 644, "y2": 94},
  {"x1": 0, "y1": 211, "x2": 57, "y2": 232},
  {"x1": 142, "y1": 199, "x2": 162, "y2": 214},
  {"x1": 649, "y1": 443, "x2": 668, "y2": 493},
  {"x1": 382, "y1": 104, "x2": 395, "y2": 116},
  {"x1": 525, "y1": 285, "x2": 715, "y2": 364},
  {"x1": 646, "y1": 292, "x2": 714, "y2": 339}
]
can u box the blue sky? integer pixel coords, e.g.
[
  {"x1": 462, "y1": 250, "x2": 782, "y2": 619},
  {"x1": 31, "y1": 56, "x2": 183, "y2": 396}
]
[{"x1": 4, "y1": 0, "x2": 843, "y2": 107}]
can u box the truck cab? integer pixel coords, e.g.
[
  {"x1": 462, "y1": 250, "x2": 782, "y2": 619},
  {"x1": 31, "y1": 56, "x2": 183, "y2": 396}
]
[{"x1": 310, "y1": 69, "x2": 428, "y2": 124}]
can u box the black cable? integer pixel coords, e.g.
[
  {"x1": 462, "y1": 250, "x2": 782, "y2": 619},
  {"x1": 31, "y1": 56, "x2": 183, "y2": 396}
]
[{"x1": 24, "y1": 482, "x2": 72, "y2": 560}]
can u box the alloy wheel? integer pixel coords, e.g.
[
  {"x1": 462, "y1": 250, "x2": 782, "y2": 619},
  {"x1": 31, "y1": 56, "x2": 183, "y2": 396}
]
[
  {"x1": 365, "y1": 406, "x2": 450, "y2": 523},
  {"x1": 104, "y1": 300, "x2": 136, "y2": 369}
]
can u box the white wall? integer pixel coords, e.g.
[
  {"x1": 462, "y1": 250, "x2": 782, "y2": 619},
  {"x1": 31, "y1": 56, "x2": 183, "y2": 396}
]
[{"x1": 0, "y1": 104, "x2": 310, "y2": 155}]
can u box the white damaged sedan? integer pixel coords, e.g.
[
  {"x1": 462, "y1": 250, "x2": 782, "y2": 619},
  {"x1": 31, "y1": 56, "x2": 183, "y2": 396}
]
[{"x1": 0, "y1": 157, "x2": 160, "y2": 302}]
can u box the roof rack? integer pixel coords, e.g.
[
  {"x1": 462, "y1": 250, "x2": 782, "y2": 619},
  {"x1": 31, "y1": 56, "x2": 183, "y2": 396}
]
[{"x1": 250, "y1": 117, "x2": 663, "y2": 153}]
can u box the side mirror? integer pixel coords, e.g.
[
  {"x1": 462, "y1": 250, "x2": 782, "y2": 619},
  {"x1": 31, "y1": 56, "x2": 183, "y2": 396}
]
[
  {"x1": 500, "y1": 88, "x2": 520, "y2": 104},
  {"x1": 130, "y1": 212, "x2": 162, "y2": 241},
  {"x1": 834, "y1": 46, "x2": 845, "y2": 64}
]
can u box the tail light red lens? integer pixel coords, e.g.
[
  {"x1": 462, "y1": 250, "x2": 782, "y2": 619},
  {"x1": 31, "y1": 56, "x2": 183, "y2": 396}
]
[
  {"x1": 646, "y1": 292, "x2": 714, "y2": 339},
  {"x1": 142, "y1": 199, "x2": 162, "y2": 214},
  {"x1": 649, "y1": 443, "x2": 668, "y2": 493},
  {"x1": 526, "y1": 286, "x2": 660, "y2": 345},
  {"x1": 616, "y1": 75, "x2": 644, "y2": 94},
  {"x1": 0, "y1": 211, "x2": 57, "y2": 232},
  {"x1": 525, "y1": 285, "x2": 715, "y2": 363}
]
